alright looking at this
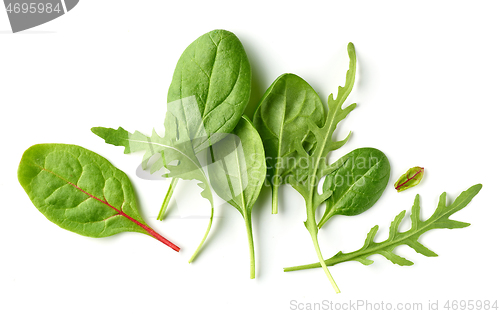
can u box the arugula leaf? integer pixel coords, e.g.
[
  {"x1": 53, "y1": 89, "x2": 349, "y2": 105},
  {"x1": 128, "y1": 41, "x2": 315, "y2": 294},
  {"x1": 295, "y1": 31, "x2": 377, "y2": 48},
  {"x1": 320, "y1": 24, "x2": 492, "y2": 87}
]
[
  {"x1": 17, "y1": 144, "x2": 180, "y2": 251},
  {"x1": 395, "y1": 166, "x2": 425, "y2": 192},
  {"x1": 280, "y1": 43, "x2": 357, "y2": 293},
  {"x1": 284, "y1": 184, "x2": 482, "y2": 271},
  {"x1": 207, "y1": 116, "x2": 266, "y2": 278},
  {"x1": 253, "y1": 73, "x2": 325, "y2": 214},
  {"x1": 92, "y1": 108, "x2": 213, "y2": 260},
  {"x1": 319, "y1": 147, "x2": 391, "y2": 229}
]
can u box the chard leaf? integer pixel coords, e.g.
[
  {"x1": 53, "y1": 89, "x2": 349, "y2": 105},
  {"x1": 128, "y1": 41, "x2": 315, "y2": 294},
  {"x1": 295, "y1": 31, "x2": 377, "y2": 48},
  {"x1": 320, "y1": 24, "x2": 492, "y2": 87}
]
[
  {"x1": 394, "y1": 166, "x2": 424, "y2": 192},
  {"x1": 284, "y1": 184, "x2": 482, "y2": 271},
  {"x1": 253, "y1": 73, "x2": 325, "y2": 214},
  {"x1": 319, "y1": 148, "x2": 390, "y2": 228},
  {"x1": 207, "y1": 116, "x2": 266, "y2": 278},
  {"x1": 17, "y1": 144, "x2": 180, "y2": 251}
]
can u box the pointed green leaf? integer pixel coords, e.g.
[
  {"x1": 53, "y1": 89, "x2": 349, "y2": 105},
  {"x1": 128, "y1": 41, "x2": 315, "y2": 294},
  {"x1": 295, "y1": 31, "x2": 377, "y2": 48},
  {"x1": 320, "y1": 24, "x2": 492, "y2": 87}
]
[
  {"x1": 207, "y1": 116, "x2": 266, "y2": 278},
  {"x1": 284, "y1": 184, "x2": 482, "y2": 271}
]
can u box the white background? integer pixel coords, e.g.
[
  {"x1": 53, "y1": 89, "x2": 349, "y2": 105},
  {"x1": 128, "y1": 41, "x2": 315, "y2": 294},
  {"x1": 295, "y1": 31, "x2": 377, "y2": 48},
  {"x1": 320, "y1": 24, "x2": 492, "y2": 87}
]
[{"x1": 1, "y1": 1, "x2": 499, "y2": 313}]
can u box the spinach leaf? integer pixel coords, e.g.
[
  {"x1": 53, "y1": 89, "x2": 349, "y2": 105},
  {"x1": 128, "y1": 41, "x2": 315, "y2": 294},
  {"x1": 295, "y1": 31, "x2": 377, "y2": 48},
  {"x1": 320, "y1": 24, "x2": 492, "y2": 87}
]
[
  {"x1": 168, "y1": 29, "x2": 251, "y2": 151},
  {"x1": 17, "y1": 144, "x2": 180, "y2": 251},
  {"x1": 207, "y1": 116, "x2": 266, "y2": 278},
  {"x1": 92, "y1": 29, "x2": 252, "y2": 260},
  {"x1": 284, "y1": 184, "x2": 482, "y2": 271},
  {"x1": 92, "y1": 109, "x2": 212, "y2": 261},
  {"x1": 394, "y1": 166, "x2": 424, "y2": 192},
  {"x1": 278, "y1": 43, "x2": 357, "y2": 293},
  {"x1": 319, "y1": 147, "x2": 390, "y2": 229},
  {"x1": 253, "y1": 74, "x2": 325, "y2": 214},
  {"x1": 160, "y1": 29, "x2": 251, "y2": 220}
]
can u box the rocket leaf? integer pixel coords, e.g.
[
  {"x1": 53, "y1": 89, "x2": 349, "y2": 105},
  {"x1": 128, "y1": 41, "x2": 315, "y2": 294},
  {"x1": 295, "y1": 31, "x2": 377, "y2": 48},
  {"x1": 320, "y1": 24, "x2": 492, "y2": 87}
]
[
  {"x1": 92, "y1": 107, "x2": 213, "y2": 261},
  {"x1": 17, "y1": 144, "x2": 180, "y2": 251},
  {"x1": 278, "y1": 43, "x2": 357, "y2": 293},
  {"x1": 284, "y1": 184, "x2": 482, "y2": 271},
  {"x1": 394, "y1": 166, "x2": 424, "y2": 192}
]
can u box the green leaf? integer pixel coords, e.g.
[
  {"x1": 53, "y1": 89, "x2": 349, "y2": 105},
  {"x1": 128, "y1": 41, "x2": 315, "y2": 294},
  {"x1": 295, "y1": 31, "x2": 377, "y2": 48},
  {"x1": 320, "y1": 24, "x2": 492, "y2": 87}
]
[
  {"x1": 168, "y1": 29, "x2": 251, "y2": 151},
  {"x1": 267, "y1": 42, "x2": 357, "y2": 293},
  {"x1": 318, "y1": 148, "x2": 390, "y2": 228},
  {"x1": 253, "y1": 73, "x2": 325, "y2": 214},
  {"x1": 207, "y1": 116, "x2": 267, "y2": 278},
  {"x1": 283, "y1": 184, "x2": 482, "y2": 271},
  {"x1": 92, "y1": 111, "x2": 213, "y2": 208},
  {"x1": 17, "y1": 144, "x2": 180, "y2": 251},
  {"x1": 159, "y1": 29, "x2": 252, "y2": 221},
  {"x1": 92, "y1": 110, "x2": 213, "y2": 260},
  {"x1": 394, "y1": 166, "x2": 424, "y2": 192}
]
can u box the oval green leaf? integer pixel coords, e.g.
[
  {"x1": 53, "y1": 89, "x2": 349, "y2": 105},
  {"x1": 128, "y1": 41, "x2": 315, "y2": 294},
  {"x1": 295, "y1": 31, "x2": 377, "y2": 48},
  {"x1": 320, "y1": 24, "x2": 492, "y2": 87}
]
[
  {"x1": 319, "y1": 147, "x2": 391, "y2": 228},
  {"x1": 253, "y1": 73, "x2": 325, "y2": 214},
  {"x1": 207, "y1": 116, "x2": 266, "y2": 278},
  {"x1": 168, "y1": 29, "x2": 252, "y2": 151},
  {"x1": 18, "y1": 144, "x2": 179, "y2": 251},
  {"x1": 394, "y1": 166, "x2": 424, "y2": 192}
]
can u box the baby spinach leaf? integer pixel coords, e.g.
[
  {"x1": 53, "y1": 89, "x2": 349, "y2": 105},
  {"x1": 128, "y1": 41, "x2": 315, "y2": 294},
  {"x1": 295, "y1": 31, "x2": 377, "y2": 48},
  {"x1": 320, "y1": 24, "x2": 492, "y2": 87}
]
[
  {"x1": 168, "y1": 29, "x2": 252, "y2": 151},
  {"x1": 253, "y1": 73, "x2": 325, "y2": 214},
  {"x1": 207, "y1": 116, "x2": 266, "y2": 278},
  {"x1": 319, "y1": 148, "x2": 390, "y2": 229},
  {"x1": 284, "y1": 184, "x2": 482, "y2": 271},
  {"x1": 17, "y1": 144, "x2": 180, "y2": 251},
  {"x1": 159, "y1": 29, "x2": 252, "y2": 221},
  {"x1": 395, "y1": 166, "x2": 424, "y2": 192},
  {"x1": 92, "y1": 108, "x2": 213, "y2": 261}
]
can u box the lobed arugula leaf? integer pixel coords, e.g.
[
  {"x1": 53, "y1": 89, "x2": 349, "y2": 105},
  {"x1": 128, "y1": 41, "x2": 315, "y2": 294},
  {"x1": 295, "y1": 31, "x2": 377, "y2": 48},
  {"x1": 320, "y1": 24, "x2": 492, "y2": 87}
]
[
  {"x1": 277, "y1": 43, "x2": 358, "y2": 293},
  {"x1": 92, "y1": 108, "x2": 213, "y2": 260},
  {"x1": 284, "y1": 184, "x2": 482, "y2": 271},
  {"x1": 18, "y1": 144, "x2": 180, "y2": 251}
]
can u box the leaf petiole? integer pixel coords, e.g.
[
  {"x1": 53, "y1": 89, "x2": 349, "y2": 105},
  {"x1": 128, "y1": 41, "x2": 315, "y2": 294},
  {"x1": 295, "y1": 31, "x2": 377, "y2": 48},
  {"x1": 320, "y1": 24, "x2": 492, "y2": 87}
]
[
  {"x1": 244, "y1": 214, "x2": 256, "y2": 279},
  {"x1": 157, "y1": 178, "x2": 179, "y2": 221},
  {"x1": 188, "y1": 206, "x2": 214, "y2": 263}
]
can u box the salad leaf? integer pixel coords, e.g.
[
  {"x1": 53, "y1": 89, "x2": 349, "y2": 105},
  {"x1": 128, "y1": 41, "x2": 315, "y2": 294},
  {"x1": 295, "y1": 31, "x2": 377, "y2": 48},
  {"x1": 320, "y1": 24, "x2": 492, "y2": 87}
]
[
  {"x1": 284, "y1": 184, "x2": 482, "y2": 271},
  {"x1": 159, "y1": 29, "x2": 252, "y2": 219},
  {"x1": 253, "y1": 73, "x2": 325, "y2": 214},
  {"x1": 168, "y1": 29, "x2": 251, "y2": 151},
  {"x1": 395, "y1": 166, "x2": 424, "y2": 192},
  {"x1": 18, "y1": 144, "x2": 180, "y2": 251},
  {"x1": 207, "y1": 116, "x2": 266, "y2": 278},
  {"x1": 280, "y1": 42, "x2": 357, "y2": 293},
  {"x1": 319, "y1": 147, "x2": 390, "y2": 229},
  {"x1": 92, "y1": 108, "x2": 212, "y2": 260}
]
